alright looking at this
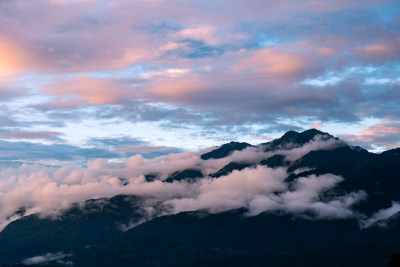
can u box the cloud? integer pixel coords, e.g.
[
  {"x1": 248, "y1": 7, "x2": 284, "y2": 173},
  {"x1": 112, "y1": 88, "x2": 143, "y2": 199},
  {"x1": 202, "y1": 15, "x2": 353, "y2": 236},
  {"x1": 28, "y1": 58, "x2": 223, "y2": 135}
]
[
  {"x1": 0, "y1": 131, "x2": 62, "y2": 140},
  {"x1": 0, "y1": 140, "x2": 117, "y2": 166},
  {"x1": 42, "y1": 76, "x2": 137, "y2": 107},
  {"x1": 87, "y1": 136, "x2": 183, "y2": 158},
  {"x1": 341, "y1": 120, "x2": 400, "y2": 150},
  {"x1": 141, "y1": 61, "x2": 366, "y2": 125},
  {"x1": 165, "y1": 167, "x2": 366, "y2": 219},
  {"x1": 360, "y1": 202, "x2": 400, "y2": 228},
  {"x1": 0, "y1": 1, "x2": 156, "y2": 75},
  {"x1": 112, "y1": 145, "x2": 177, "y2": 154},
  {"x1": 22, "y1": 252, "x2": 73, "y2": 265},
  {"x1": 0, "y1": 35, "x2": 35, "y2": 77},
  {"x1": 311, "y1": 121, "x2": 322, "y2": 129},
  {"x1": 317, "y1": 47, "x2": 337, "y2": 57},
  {"x1": 159, "y1": 41, "x2": 191, "y2": 52},
  {"x1": 146, "y1": 73, "x2": 207, "y2": 99},
  {"x1": 355, "y1": 40, "x2": 400, "y2": 64},
  {"x1": 233, "y1": 47, "x2": 313, "y2": 78},
  {"x1": 247, "y1": 173, "x2": 366, "y2": 219},
  {"x1": 0, "y1": 136, "x2": 364, "y2": 231},
  {"x1": 0, "y1": 117, "x2": 16, "y2": 127},
  {"x1": 0, "y1": 86, "x2": 30, "y2": 101},
  {"x1": 0, "y1": 0, "x2": 399, "y2": 230},
  {"x1": 176, "y1": 25, "x2": 219, "y2": 45},
  {"x1": 257, "y1": 135, "x2": 343, "y2": 163},
  {"x1": 0, "y1": 135, "x2": 185, "y2": 167},
  {"x1": 0, "y1": 0, "x2": 397, "y2": 151}
]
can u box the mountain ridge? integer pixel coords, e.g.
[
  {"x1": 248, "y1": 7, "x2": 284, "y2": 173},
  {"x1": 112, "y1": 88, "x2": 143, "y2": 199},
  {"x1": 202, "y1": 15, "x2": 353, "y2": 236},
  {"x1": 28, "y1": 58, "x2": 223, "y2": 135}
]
[{"x1": 0, "y1": 129, "x2": 399, "y2": 266}]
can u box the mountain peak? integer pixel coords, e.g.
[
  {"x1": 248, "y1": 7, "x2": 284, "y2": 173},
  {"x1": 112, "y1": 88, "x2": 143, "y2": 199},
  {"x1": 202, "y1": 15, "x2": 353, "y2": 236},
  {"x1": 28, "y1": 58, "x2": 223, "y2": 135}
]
[
  {"x1": 263, "y1": 129, "x2": 335, "y2": 151},
  {"x1": 301, "y1": 128, "x2": 327, "y2": 136},
  {"x1": 200, "y1": 141, "x2": 252, "y2": 160},
  {"x1": 280, "y1": 130, "x2": 298, "y2": 139}
]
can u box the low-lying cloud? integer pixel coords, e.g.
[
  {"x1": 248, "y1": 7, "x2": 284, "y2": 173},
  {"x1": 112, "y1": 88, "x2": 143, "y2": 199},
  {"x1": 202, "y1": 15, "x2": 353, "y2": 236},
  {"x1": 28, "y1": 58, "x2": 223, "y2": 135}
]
[
  {"x1": 165, "y1": 168, "x2": 366, "y2": 220},
  {"x1": 0, "y1": 136, "x2": 378, "y2": 231},
  {"x1": 360, "y1": 202, "x2": 400, "y2": 228},
  {"x1": 22, "y1": 252, "x2": 73, "y2": 265}
]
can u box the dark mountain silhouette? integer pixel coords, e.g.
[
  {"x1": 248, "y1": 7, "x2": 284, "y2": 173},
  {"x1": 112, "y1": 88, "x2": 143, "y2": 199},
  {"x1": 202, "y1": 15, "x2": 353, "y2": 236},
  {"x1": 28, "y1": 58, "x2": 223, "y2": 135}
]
[
  {"x1": 71, "y1": 209, "x2": 400, "y2": 267},
  {"x1": 261, "y1": 129, "x2": 337, "y2": 151},
  {"x1": 260, "y1": 154, "x2": 290, "y2": 168}
]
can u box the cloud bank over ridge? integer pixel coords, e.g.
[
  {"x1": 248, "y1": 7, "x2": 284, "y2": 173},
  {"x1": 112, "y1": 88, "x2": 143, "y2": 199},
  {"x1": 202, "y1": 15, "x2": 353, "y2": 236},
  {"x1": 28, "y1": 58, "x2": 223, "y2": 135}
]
[{"x1": 0, "y1": 135, "x2": 373, "y2": 231}]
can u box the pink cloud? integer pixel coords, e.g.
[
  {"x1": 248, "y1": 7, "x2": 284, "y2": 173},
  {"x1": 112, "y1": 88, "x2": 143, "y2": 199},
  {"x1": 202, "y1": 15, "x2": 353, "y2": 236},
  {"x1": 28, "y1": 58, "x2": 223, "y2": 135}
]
[
  {"x1": 145, "y1": 73, "x2": 208, "y2": 101},
  {"x1": 354, "y1": 38, "x2": 400, "y2": 64},
  {"x1": 0, "y1": 0, "x2": 394, "y2": 79},
  {"x1": 360, "y1": 123, "x2": 400, "y2": 141},
  {"x1": 317, "y1": 47, "x2": 337, "y2": 57},
  {"x1": 311, "y1": 121, "x2": 322, "y2": 129},
  {"x1": 343, "y1": 121, "x2": 400, "y2": 149},
  {"x1": 0, "y1": 0, "x2": 398, "y2": 137},
  {"x1": 0, "y1": 1, "x2": 162, "y2": 75},
  {"x1": 233, "y1": 48, "x2": 313, "y2": 79},
  {"x1": 356, "y1": 42, "x2": 393, "y2": 56},
  {"x1": 42, "y1": 76, "x2": 137, "y2": 107}
]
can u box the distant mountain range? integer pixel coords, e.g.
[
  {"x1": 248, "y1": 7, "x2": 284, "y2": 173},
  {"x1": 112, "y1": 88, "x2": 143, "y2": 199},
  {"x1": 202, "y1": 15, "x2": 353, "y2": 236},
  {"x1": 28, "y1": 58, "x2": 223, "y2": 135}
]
[{"x1": 1, "y1": 129, "x2": 400, "y2": 266}]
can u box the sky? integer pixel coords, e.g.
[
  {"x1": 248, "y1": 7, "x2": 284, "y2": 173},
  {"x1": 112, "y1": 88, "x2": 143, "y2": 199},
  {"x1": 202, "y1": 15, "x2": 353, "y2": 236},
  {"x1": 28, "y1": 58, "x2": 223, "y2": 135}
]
[{"x1": 0, "y1": 0, "x2": 400, "y2": 166}]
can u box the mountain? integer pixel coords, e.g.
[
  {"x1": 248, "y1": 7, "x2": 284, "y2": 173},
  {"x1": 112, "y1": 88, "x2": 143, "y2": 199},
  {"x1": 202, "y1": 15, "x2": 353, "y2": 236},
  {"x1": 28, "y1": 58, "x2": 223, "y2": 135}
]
[
  {"x1": 200, "y1": 141, "x2": 252, "y2": 160},
  {"x1": 200, "y1": 129, "x2": 329, "y2": 160},
  {"x1": 0, "y1": 195, "x2": 169, "y2": 265},
  {"x1": 260, "y1": 129, "x2": 337, "y2": 151},
  {"x1": 72, "y1": 209, "x2": 400, "y2": 267},
  {"x1": 0, "y1": 129, "x2": 399, "y2": 266},
  {"x1": 260, "y1": 154, "x2": 290, "y2": 168}
]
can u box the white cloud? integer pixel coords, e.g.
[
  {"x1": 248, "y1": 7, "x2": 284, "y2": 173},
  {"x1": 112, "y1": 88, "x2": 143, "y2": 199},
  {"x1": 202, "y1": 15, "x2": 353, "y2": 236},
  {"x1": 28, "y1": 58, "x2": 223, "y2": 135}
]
[
  {"x1": 360, "y1": 202, "x2": 400, "y2": 228},
  {"x1": 0, "y1": 136, "x2": 370, "y2": 231},
  {"x1": 22, "y1": 252, "x2": 73, "y2": 265}
]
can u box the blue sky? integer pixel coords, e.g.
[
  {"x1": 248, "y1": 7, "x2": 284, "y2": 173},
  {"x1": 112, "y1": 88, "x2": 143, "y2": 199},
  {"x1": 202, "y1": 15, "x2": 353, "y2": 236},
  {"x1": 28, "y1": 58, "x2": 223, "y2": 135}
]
[{"x1": 0, "y1": 0, "x2": 400, "y2": 165}]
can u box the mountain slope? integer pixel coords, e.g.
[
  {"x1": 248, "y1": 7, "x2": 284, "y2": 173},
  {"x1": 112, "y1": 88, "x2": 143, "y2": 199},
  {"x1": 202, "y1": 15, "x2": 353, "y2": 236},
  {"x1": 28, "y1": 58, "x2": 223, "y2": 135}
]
[
  {"x1": 72, "y1": 209, "x2": 400, "y2": 267},
  {"x1": 0, "y1": 195, "x2": 152, "y2": 263}
]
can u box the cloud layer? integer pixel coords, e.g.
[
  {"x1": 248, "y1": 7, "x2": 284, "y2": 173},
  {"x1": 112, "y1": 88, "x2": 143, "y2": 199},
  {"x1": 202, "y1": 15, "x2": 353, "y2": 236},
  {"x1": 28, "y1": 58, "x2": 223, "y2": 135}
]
[{"x1": 0, "y1": 137, "x2": 371, "y2": 231}]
